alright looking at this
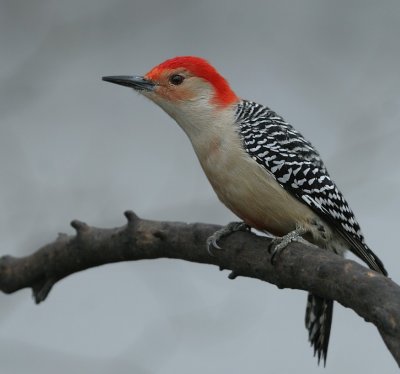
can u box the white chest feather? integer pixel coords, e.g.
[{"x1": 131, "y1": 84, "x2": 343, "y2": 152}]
[
  {"x1": 190, "y1": 121, "x2": 316, "y2": 236},
  {"x1": 152, "y1": 96, "x2": 343, "y2": 249}
]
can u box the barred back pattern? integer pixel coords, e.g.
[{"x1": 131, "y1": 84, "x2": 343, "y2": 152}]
[
  {"x1": 234, "y1": 99, "x2": 387, "y2": 364},
  {"x1": 235, "y1": 100, "x2": 386, "y2": 275}
]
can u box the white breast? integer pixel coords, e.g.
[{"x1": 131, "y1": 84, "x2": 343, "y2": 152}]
[{"x1": 192, "y1": 122, "x2": 317, "y2": 236}]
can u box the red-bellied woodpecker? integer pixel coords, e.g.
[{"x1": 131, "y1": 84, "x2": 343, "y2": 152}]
[{"x1": 102, "y1": 56, "x2": 387, "y2": 365}]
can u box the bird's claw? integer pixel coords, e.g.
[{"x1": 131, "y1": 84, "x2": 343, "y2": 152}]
[
  {"x1": 268, "y1": 227, "x2": 308, "y2": 264},
  {"x1": 207, "y1": 236, "x2": 222, "y2": 255},
  {"x1": 268, "y1": 238, "x2": 287, "y2": 264},
  {"x1": 207, "y1": 222, "x2": 250, "y2": 256}
]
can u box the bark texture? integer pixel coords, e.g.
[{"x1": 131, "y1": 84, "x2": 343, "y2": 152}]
[{"x1": 0, "y1": 211, "x2": 398, "y2": 365}]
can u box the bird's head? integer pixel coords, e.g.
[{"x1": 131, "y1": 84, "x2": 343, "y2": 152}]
[{"x1": 103, "y1": 56, "x2": 239, "y2": 135}]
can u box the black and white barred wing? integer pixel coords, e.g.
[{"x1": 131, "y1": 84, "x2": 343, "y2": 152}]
[{"x1": 236, "y1": 100, "x2": 386, "y2": 275}]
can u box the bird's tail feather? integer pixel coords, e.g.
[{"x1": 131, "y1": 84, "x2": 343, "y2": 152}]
[{"x1": 305, "y1": 293, "x2": 334, "y2": 366}]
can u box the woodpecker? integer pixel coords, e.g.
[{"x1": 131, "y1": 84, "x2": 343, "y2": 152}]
[{"x1": 102, "y1": 56, "x2": 387, "y2": 365}]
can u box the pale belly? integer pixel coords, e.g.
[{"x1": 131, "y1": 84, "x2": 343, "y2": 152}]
[
  {"x1": 182, "y1": 114, "x2": 343, "y2": 252},
  {"x1": 198, "y1": 145, "x2": 317, "y2": 237}
]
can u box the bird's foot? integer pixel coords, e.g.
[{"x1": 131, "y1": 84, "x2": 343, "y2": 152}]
[
  {"x1": 269, "y1": 226, "x2": 308, "y2": 263},
  {"x1": 207, "y1": 222, "x2": 250, "y2": 255}
]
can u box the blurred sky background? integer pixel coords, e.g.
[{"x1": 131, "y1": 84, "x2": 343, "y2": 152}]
[{"x1": 1, "y1": 0, "x2": 400, "y2": 373}]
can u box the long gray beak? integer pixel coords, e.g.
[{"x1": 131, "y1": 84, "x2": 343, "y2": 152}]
[{"x1": 102, "y1": 75, "x2": 156, "y2": 91}]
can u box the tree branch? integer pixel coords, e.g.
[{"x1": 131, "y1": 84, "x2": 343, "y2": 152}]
[{"x1": 0, "y1": 211, "x2": 399, "y2": 365}]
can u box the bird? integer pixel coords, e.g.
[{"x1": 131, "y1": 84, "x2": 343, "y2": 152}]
[{"x1": 102, "y1": 56, "x2": 387, "y2": 365}]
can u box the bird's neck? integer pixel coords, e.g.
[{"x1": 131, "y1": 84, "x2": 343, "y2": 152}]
[{"x1": 170, "y1": 101, "x2": 239, "y2": 155}]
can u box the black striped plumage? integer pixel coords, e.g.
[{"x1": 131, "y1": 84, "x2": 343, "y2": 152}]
[
  {"x1": 234, "y1": 99, "x2": 387, "y2": 363},
  {"x1": 235, "y1": 100, "x2": 386, "y2": 275}
]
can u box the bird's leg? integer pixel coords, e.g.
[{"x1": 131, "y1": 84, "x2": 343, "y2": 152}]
[
  {"x1": 207, "y1": 222, "x2": 250, "y2": 255},
  {"x1": 269, "y1": 226, "x2": 309, "y2": 263}
]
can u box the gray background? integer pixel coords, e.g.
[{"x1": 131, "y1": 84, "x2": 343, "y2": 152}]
[{"x1": 1, "y1": 0, "x2": 399, "y2": 373}]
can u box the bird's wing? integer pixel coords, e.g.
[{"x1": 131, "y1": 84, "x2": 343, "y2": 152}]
[{"x1": 236, "y1": 100, "x2": 387, "y2": 275}]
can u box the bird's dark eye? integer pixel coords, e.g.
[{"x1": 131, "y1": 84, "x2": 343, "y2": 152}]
[{"x1": 169, "y1": 74, "x2": 184, "y2": 85}]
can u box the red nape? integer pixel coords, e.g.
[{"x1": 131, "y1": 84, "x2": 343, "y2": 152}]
[{"x1": 147, "y1": 56, "x2": 239, "y2": 107}]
